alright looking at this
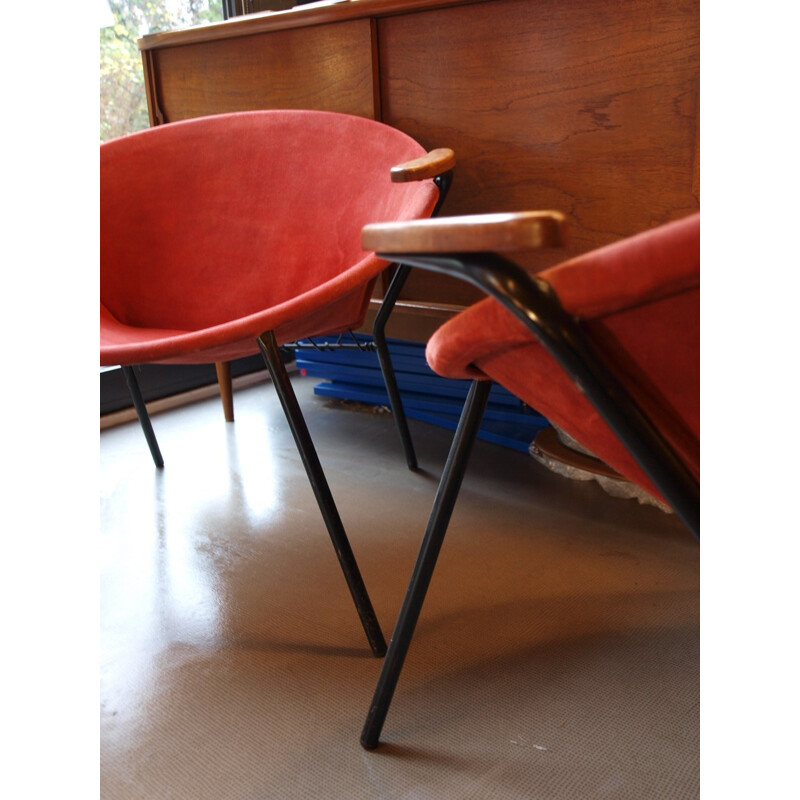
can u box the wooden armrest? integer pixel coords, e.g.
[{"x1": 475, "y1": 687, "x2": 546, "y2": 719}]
[
  {"x1": 362, "y1": 211, "x2": 568, "y2": 253},
  {"x1": 390, "y1": 148, "x2": 456, "y2": 183}
]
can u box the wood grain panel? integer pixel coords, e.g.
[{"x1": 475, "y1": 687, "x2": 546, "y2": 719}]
[
  {"x1": 140, "y1": 0, "x2": 700, "y2": 339},
  {"x1": 149, "y1": 18, "x2": 377, "y2": 123},
  {"x1": 378, "y1": 0, "x2": 699, "y2": 304}
]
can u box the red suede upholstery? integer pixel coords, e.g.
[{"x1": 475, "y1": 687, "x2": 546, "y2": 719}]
[
  {"x1": 425, "y1": 213, "x2": 700, "y2": 502},
  {"x1": 101, "y1": 111, "x2": 440, "y2": 367}
]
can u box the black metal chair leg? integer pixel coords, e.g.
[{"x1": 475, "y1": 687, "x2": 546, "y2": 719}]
[
  {"x1": 361, "y1": 378, "x2": 492, "y2": 749},
  {"x1": 373, "y1": 263, "x2": 417, "y2": 470},
  {"x1": 257, "y1": 330, "x2": 387, "y2": 657},
  {"x1": 121, "y1": 365, "x2": 164, "y2": 468},
  {"x1": 370, "y1": 171, "x2": 454, "y2": 472}
]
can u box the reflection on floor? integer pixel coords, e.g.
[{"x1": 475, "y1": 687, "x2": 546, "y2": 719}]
[{"x1": 100, "y1": 373, "x2": 699, "y2": 800}]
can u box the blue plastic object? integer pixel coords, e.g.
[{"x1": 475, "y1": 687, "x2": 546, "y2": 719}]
[{"x1": 294, "y1": 334, "x2": 550, "y2": 452}]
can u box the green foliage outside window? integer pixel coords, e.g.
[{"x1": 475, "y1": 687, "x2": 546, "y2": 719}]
[{"x1": 100, "y1": 0, "x2": 223, "y2": 142}]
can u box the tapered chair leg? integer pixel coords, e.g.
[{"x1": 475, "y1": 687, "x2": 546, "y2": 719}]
[
  {"x1": 373, "y1": 264, "x2": 417, "y2": 470},
  {"x1": 361, "y1": 378, "x2": 492, "y2": 749},
  {"x1": 121, "y1": 365, "x2": 164, "y2": 468},
  {"x1": 257, "y1": 330, "x2": 387, "y2": 657},
  {"x1": 215, "y1": 361, "x2": 234, "y2": 422}
]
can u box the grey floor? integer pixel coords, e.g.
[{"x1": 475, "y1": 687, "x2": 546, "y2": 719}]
[{"x1": 100, "y1": 373, "x2": 699, "y2": 799}]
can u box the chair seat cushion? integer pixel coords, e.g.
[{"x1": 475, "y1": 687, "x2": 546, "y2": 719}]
[{"x1": 100, "y1": 261, "x2": 379, "y2": 365}]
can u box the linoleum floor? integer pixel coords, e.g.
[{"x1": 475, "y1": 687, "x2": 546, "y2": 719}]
[{"x1": 100, "y1": 373, "x2": 699, "y2": 799}]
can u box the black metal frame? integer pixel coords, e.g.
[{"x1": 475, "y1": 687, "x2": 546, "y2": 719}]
[
  {"x1": 283, "y1": 331, "x2": 376, "y2": 353},
  {"x1": 361, "y1": 378, "x2": 490, "y2": 747},
  {"x1": 257, "y1": 330, "x2": 387, "y2": 656},
  {"x1": 121, "y1": 366, "x2": 164, "y2": 468},
  {"x1": 371, "y1": 171, "x2": 454, "y2": 470},
  {"x1": 360, "y1": 249, "x2": 699, "y2": 748}
]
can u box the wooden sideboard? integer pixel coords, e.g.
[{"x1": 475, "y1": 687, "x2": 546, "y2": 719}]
[{"x1": 139, "y1": 0, "x2": 699, "y2": 341}]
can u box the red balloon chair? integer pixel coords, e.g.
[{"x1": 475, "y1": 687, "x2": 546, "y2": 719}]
[
  {"x1": 101, "y1": 110, "x2": 455, "y2": 656},
  {"x1": 358, "y1": 211, "x2": 700, "y2": 746}
]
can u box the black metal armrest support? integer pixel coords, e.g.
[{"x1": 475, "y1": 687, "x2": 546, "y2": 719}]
[{"x1": 370, "y1": 163, "x2": 456, "y2": 471}]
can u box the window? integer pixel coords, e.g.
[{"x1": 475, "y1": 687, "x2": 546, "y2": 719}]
[{"x1": 100, "y1": 0, "x2": 223, "y2": 142}]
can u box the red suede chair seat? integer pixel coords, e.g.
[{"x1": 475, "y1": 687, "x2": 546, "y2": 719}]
[
  {"x1": 101, "y1": 110, "x2": 439, "y2": 367},
  {"x1": 425, "y1": 213, "x2": 700, "y2": 501}
]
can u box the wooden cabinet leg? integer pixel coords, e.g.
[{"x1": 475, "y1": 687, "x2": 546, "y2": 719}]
[{"x1": 215, "y1": 361, "x2": 234, "y2": 422}]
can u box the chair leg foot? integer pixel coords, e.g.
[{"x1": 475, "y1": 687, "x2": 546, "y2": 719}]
[
  {"x1": 121, "y1": 366, "x2": 164, "y2": 468},
  {"x1": 215, "y1": 361, "x2": 234, "y2": 422},
  {"x1": 257, "y1": 330, "x2": 387, "y2": 657},
  {"x1": 360, "y1": 379, "x2": 491, "y2": 748},
  {"x1": 373, "y1": 264, "x2": 417, "y2": 470}
]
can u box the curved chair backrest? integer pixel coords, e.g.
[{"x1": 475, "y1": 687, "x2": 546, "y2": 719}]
[
  {"x1": 101, "y1": 110, "x2": 438, "y2": 337},
  {"x1": 425, "y1": 213, "x2": 700, "y2": 503}
]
